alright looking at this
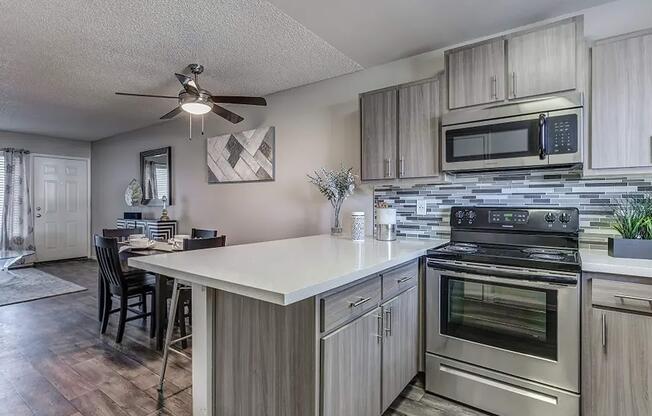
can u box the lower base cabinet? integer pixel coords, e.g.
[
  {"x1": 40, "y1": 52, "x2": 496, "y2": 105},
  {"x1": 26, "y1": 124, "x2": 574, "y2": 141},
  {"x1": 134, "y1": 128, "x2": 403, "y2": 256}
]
[
  {"x1": 591, "y1": 308, "x2": 652, "y2": 416},
  {"x1": 321, "y1": 286, "x2": 419, "y2": 416},
  {"x1": 322, "y1": 307, "x2": 382, "y2": 416},
  {"x1": 381, "y1": 286, "x2": 419, "y2": 411}
]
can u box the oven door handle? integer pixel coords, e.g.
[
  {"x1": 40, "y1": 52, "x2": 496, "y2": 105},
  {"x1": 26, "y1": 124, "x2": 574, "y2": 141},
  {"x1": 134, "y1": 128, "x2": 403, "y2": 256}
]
[{"x1": 427, "y1": 259, "x2": 578, "y2": 286}]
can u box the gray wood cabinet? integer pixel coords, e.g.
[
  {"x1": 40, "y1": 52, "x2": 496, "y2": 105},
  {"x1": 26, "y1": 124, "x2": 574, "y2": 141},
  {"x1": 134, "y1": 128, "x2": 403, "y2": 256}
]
[
  {"x1": 591, "y1": 30, "x2": 652, "y2": 169},
  {"x1": 591, "y1": 308, "x2": 652, "y2": 416},
  {"x1": 447, "y1": 39, "x2": 505, "y2": 109},
  {"x1": 398, "y1": 79, "x2": 440, "y2": 178},
  {"x1": 381, "y1": 286, "x2": 419, "y2": 412},
  {"x1": 361, "y1": 89, "x2": 398, "y2": 180},
  {"x1": 507, "y1": 19, "x2": 577, "y2": 99},
  {"x1": 321, "y1": 308, "x2": 382, "y2": 416}
]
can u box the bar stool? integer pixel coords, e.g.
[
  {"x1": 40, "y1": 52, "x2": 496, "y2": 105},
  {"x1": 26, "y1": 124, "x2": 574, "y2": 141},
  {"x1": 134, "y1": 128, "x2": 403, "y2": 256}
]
[{"x1": 158, "y1": 235, "x2": 226, "y2": 391}]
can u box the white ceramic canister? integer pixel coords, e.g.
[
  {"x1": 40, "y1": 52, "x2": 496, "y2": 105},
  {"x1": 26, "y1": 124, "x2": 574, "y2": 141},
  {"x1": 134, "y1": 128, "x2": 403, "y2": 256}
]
[{"x1": 351, "y1": 212, "x2": 365, "y2": 241}]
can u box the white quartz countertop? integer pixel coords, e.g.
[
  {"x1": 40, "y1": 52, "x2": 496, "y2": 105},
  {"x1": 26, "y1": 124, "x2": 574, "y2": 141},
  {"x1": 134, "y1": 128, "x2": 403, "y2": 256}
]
[
  {"x1": 128, "y1": 234, "x2": 446, "y2": 305},
  {"x1": 580, "y1": 249, "x2": 652, "y2": 279}
]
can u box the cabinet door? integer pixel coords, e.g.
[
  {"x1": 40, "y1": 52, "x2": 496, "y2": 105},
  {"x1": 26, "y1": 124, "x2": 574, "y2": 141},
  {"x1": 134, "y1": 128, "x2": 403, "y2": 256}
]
[
  {"x1": 322, "y1": 308, "x2": 382, "y2": 416},
  {"x1": 507, "y1": 20, "x2": 576, "y2": 99},
  {"x1": 398, "y1": 79, "x2": 440, "y2": 179},
  {"x1": 381, "y1": 286, "x2": 419, "y2": 411},
  {"x1": 361, "y1": 89, "x2": 398, "y2": 180},
  {"x1": 448, "y1": 39, "x2": 505, "y2": 109},
  {"x1": 591, "y1": 32, "x2": 652, "y2": 169},
  {"x1": 592, "y1": 309, "x2": 652, "y2": 416}
]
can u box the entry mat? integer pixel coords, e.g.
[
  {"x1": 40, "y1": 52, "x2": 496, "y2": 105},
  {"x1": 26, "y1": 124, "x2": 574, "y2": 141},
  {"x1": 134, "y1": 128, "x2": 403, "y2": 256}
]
[{"x1": 0, "y1": 267, "x2": 86, "y2": 307}]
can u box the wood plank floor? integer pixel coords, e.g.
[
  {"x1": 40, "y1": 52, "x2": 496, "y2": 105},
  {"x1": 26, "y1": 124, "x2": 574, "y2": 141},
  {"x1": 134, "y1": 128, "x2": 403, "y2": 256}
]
[{"x1": 0, "y1": 259, "x2": 487, "y2": 416}]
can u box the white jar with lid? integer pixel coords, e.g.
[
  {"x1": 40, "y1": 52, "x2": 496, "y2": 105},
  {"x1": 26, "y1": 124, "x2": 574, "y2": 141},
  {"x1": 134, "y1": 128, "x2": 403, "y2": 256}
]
[{"x1": 351, "y1": 212, "x2": 365, "y2": 241}]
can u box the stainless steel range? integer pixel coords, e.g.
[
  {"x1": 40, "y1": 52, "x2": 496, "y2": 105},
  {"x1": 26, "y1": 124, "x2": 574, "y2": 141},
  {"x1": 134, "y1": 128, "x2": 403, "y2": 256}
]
[{"x1": 425, "y1": 206, "x2": 581, "y2": 416}]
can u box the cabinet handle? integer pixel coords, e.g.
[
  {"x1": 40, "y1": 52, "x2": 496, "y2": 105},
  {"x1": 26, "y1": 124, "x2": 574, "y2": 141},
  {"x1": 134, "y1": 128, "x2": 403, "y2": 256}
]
[
  {"x1": 399, "y1": 157, "x2": 405, "y2": 177},
  {"x1": 601, "y1": 312, "x2": 607, "y2": 352},
  {"x1": 387, "y1": 158, "x2": 392, "y2": 177},
  {"x1": 397, "y1": 276, "x2": 413, "y2": 284},
  {"x1": 511, "y1": 72, "x2": 517, "y2": 98},
  {"x1": 491, "y1": 75, "x2": 497, "y2": 100},
  {"x1": 375, "y1": 314, "x2": 383, "y2": 343},
  {"x1": 614, "y1": 294, "x2": 652, "y2": 306},
  {"x1": 384, "y1": 307, "x2": 392, "y2": 336},
  {"x1": 349, "y1": 296, "x2": 372, "y2": 308}
]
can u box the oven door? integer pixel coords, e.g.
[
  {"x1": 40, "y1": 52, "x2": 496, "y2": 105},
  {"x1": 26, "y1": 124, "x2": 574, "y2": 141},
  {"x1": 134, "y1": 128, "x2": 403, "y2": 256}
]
[
  {"x1": 425, "y1": 260, "x2": 580, "y2": 392},
  {"x1": 442, "y1": 113, "x2": 549, "y2": 171}
]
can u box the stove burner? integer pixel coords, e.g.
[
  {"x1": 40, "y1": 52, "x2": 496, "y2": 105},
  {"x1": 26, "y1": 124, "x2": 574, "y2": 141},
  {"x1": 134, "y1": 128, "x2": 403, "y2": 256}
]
[
  {"x1": 529, "y1": 253, "x2": 566, "y2": 261},
  {"x1": 522, "y1": 247, "x2": 571, "y2": 261},
  {"x1": 444, "y1": 243, "x2": 479, "y2": 253}
]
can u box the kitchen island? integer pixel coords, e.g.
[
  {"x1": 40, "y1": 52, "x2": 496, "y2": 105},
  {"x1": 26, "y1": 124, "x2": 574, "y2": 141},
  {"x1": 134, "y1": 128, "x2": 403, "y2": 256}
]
[{"x1": 129, "y1": 234, "x2": 444, "y2": 416}]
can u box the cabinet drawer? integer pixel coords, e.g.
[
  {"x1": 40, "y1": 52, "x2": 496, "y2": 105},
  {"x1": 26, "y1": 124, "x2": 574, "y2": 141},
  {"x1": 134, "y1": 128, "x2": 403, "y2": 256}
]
[
  {"x1": 592, "y1": 279, "x2": 652, "y2": 314},
  {"x1": 321, "y1": 276, "x2": 381, "y2": 333},
  {"x1": 382, "y1": 260, "x2": 418, "y2": 300}
]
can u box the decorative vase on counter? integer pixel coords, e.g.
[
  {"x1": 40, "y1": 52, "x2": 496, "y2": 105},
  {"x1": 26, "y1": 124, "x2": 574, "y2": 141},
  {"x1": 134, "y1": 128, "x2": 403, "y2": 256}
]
[
  {"x1": 307, "y1": 166, "x2": 356, "y2": 236},
  {"x1": 352, "y1": 212, "x2": 365, "y2": 241}
]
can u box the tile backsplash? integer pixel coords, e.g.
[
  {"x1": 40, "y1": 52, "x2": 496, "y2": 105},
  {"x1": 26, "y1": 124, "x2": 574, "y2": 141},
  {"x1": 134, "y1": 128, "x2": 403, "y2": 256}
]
[{"x1": 374, "y1": 169, "x2": 652, "y2": 249}]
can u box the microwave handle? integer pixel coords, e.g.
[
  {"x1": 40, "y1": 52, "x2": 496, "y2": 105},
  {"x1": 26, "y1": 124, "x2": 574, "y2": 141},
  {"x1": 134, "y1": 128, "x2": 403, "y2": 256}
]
[{"x1": 538, "y1": 114, "x2": 547, "y2": 160}]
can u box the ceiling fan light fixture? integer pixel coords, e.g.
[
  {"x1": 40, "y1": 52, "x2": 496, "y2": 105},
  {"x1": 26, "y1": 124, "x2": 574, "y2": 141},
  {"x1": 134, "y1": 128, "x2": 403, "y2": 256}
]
[{"x1": 181, "y1": 102, "x2": 212, "y2": 115}]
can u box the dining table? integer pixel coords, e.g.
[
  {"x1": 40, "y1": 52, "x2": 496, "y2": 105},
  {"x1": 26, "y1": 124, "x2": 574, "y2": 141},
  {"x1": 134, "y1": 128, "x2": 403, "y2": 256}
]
[{"x1": 98, "y1": 241, "x2": 180, "y2": 350}]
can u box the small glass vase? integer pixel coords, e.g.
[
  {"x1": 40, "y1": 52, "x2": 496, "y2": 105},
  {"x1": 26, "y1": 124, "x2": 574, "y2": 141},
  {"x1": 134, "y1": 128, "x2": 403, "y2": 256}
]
[{"x1": 331, "y1": 204, "x2": 343, "y2": 235}]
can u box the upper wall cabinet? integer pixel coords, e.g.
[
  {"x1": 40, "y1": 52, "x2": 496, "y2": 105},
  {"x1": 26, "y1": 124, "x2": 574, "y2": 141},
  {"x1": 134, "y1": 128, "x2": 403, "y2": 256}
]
[
  {"x1": 507, "y1": 19, "x2": 578, "y2": 100},
  {"x1": 445, "y1": 17, "x2": 582, "y2": 110},
  {"x1": 398, "y1": 78, "x2": 440, "y2": 178},
  {"x1": 447, "y1": 39, "x2": 505, "y2": 109},
  {"x1": 361, "y1": 89, "x2": 398, "y2": 180},
  {"x1": 360, "y1": 76, "x2": 441, "y2": 181},
  {"x1": 591, "y1": 30, "x2": 652, "y2": 169}
]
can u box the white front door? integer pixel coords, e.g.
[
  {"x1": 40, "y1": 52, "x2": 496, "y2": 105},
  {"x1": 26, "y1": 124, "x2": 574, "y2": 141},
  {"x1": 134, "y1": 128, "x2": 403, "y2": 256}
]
[{"x1": 33, "y1": 156, "x2": 89, "y2": 262}]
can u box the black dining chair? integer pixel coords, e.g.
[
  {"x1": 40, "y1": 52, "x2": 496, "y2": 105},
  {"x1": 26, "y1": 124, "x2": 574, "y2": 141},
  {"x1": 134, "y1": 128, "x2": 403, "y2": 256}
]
[
  {"x1": 191, "y1": 228, "x2": 219, "y2": 239},
  {"x1": 97, "y1": 228, "x2": 145, "y2": 322},
  {"x1": 183, "y1": 235, "x2": 227, "y2": 250},
  {"x1": 95, "y1": 235, "x2": 157, "y2": 343},
  {"x1": 159, "y1": 235, "x2": 227, "y2": 391},
  {"x1": 103, "y1": 227, "x2": 145, "y2": 242}
]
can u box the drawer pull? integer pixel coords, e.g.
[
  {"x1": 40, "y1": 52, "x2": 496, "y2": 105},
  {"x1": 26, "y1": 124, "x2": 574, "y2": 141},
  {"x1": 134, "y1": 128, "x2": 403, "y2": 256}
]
[
  {"x1": 397, "y1": 276, "x2": 413, "y2": 284},
  {"x1": 614, "y1": 294, "x2": 652, "y2": 305},
  {"x1": 349, "y1": 296, "x2": 372, "y2": 308}
]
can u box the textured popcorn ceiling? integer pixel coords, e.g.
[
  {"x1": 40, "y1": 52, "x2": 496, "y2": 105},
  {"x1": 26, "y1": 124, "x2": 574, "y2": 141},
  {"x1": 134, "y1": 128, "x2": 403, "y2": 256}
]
[
  {"x1": 0, "y1": 0, "x2": 362, "y2": 140},
  {"x1": 269, "y1": 0, "x2": 615, "y2": 67}
]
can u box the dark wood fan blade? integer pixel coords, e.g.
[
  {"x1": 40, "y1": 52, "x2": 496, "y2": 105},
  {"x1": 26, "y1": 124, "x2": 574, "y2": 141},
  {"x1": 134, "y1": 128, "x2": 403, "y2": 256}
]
[
  {"x1": 210, "y1": 96, "x2": 267, "y2": 106},
  {"x1": 212, "y1": 105, "x2": 244, "y2": 124},
  {"x1": 175, "y1": 73, "x2": 199, "y2": 95},
  {"x1": 160, "y1": 107, "x2": 183, "y2": 120},
  {"x1": 115, "y1": 92, "x2": 179, "y2": 99}
]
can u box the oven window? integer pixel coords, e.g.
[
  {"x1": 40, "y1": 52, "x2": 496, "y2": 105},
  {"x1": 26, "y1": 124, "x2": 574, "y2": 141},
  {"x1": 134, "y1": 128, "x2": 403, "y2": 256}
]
[
  {"x1": 446, "y1": 118, "x2": 541, "y2": 163},
  {"x1": 441, "y1": 276, "x2": 558, "y2": 361}
]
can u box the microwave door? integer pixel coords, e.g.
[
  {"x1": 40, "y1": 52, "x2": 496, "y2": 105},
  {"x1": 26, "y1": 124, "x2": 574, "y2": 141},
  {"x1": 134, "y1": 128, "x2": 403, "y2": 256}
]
[{"x1": 483, "y1": 113, "x2": 549, "y2": 169}]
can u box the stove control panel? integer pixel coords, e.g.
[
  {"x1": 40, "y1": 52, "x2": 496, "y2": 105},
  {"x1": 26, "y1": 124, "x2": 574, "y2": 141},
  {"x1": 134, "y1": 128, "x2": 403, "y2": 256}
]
[{"x1": 450, "y1": 207, "x2": 579, "y2": 233}]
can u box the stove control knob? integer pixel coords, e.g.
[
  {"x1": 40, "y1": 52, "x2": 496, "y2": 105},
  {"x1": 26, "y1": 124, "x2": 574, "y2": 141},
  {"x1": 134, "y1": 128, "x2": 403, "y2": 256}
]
[
  {"x1": 467, "y1": 210, "x2": 477, "y2": 220},
  {"x1": 455, "y1": 210, "x2": 465, "y2": 219},
  {"x1": 545, "y1": 212, "x2": 556, "y2": 223},
  {"x1": 559, "y1": 213, "x2": 571, "y2": 223}
]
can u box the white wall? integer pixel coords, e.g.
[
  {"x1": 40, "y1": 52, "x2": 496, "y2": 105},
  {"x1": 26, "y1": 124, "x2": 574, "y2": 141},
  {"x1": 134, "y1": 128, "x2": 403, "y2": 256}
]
[
  {"x1": 0, "y1": 130, "x2": 91, "y2": 158},
  {"x1": 91, "y1": 0, "x2": 652, "y2": 245}
]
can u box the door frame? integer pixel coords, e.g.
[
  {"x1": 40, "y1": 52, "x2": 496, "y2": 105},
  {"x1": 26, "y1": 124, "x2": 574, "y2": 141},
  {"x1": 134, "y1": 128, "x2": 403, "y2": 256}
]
[{"x1": 31, "y1": 154, "x2": 92, "y2": 259}]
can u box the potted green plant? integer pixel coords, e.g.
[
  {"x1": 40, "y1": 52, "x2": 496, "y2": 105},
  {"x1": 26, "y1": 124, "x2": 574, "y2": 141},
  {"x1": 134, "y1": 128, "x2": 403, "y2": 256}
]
[
  {"x1": 308, "y1": 166, "x2": 356, "y2": 235},
  {"x1": 608, "y1": 195, "x2": 652, "y2": 259}
]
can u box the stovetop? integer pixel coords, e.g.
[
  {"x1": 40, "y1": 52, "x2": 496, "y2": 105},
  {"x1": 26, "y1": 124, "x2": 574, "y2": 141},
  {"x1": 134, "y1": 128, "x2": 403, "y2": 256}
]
[{"x1": 427, "y1": 241, "x2": 581, "y2": 273}]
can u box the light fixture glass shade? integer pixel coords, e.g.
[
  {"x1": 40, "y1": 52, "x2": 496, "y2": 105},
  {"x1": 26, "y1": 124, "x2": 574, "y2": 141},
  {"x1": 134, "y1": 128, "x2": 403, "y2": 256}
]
[{"x1": 181, "y1": 102, "x2": 212, "y2": 115}]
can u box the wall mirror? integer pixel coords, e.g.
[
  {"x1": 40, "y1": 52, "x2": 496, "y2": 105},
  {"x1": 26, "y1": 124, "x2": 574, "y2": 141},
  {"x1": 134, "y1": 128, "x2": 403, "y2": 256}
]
[{"x1": 140, "y1": 146, "x2": 172, "y2": 206}]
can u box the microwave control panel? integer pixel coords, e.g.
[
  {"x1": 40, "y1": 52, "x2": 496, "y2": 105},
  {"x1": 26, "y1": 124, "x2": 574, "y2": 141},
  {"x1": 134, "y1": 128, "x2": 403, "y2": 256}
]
[{"x1": 547, "y1": 114, "x2": 578, "y2": 154}]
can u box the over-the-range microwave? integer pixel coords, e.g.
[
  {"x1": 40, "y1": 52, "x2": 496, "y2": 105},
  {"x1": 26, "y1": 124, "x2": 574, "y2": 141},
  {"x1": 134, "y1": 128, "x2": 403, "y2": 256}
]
[{"x1": 442, "y1": 93, "x2": 583, "y2": 172}]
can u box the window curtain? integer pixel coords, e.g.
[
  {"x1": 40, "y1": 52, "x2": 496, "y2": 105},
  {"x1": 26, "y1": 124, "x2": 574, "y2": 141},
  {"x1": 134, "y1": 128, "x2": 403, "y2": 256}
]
[{"x1": 1, "y1": 149, "x2": 35, "y2": 262}]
